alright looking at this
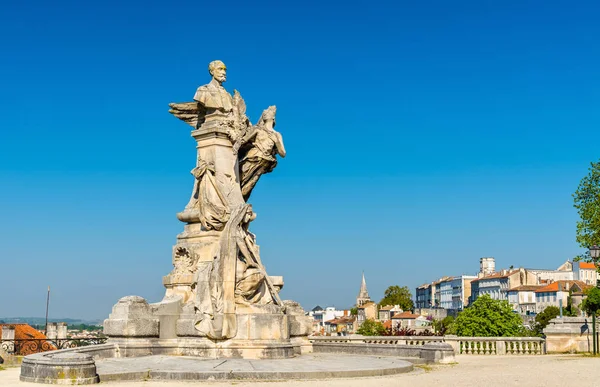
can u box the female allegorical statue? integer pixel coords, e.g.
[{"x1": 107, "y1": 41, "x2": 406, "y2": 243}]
[{"x1": 236, "y1": 106, "x2": 286, "y2": 201}]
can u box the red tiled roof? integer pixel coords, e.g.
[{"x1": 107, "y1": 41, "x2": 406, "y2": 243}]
[
  {"x1": 579, "y1": 262, "x2": 598, "y2": 270},
  {"x1": 535, "y1": 280, "x2": 589, "y2": 293},
  {"x1": 383, "y1": 320, "x2": 392, "y2": 330},
  {"x1": 326, "y1": 316, "x2": 355, "y2": 325},
  {"x1": 0, "y1": 324, "x2": 56, "y2": 356},
  {"x1": 391, "y1": 312, "x2": 420, "y2": 319}
]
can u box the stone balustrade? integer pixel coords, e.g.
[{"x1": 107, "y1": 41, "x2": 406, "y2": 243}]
[{"x1": 309, "y1": 335, "x2": 546, "y2": 355}]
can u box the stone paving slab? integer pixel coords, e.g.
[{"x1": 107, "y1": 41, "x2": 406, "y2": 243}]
[{"x1": 96, "y1": 353, "x2": 414, "y2": 381}]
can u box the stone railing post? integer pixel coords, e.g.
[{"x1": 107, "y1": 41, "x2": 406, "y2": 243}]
[
  {"x1": 46, "y1": 322, "x2": 57, "y2": 340},
  {"x1": 1, "y1": 325, "x2": 15, "y2": 354},
  {"x1": 496, "y1": 339, "x2": 506, "y2": 355},
  {"x1": 57, "y1": 322, "x2": 68, "y2": 340},
  {"x1": 444, "y1": 335, "x2": 460, "y2": 354}
]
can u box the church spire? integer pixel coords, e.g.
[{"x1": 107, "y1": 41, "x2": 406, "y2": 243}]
[{"x1": 356, "y1": 271, "x2": 371, "y2": 306}]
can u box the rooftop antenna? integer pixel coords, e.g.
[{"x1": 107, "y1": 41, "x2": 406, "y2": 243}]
[{"x1": 44, "y1": 286, "x2": 50, "y2": 335}]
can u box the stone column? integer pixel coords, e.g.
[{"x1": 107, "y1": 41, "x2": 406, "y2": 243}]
[
  {"x1": 1, "y1": 326, "x2": 15, "y2": 354},
  {"x1": 57, "y1": 322, "x2": 68, "y2": 340},
  {"x1": 164, "y1": 123, "x2": 243, "y2": 304},
  {"x1": 46, "y1": 323, "x2": 57, "y2": 340}
]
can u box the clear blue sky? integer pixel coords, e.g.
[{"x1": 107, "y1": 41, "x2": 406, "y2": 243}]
[{"x1": 1, "y1": 1, "x2": 599, "y2": 320}]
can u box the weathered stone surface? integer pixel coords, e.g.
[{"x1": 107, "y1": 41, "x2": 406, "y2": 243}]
[
  {"x1": 103, "y1": 296, "x2": 159, "y2": 338},
  {"x1": 284, "y1": 300, "x2": 313, "y2": 337},
  {"x1": 20, "y1": 352, "x2": 99, "y2": 385},
  {"x1": 544, "y1": 316, "x2": 594, "y2": 353},
  {"x1": 420, "y1": 342, "x2": 455, "y2": 364},
  {"x1": 95, "y1": 354, "x2": 413, "y2": 381}
]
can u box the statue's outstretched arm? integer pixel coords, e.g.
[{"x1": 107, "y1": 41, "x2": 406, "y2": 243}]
[{"x1": 274, "y1": 132, "x2": 286, "y2": 158}]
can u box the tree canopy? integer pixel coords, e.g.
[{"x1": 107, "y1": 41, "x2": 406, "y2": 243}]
[
  {"x1": 533, "y1": 306, "x2": 560, "y2": 336},
  {"x1": 573, "y1": 161, "x2": 600, "y2": 262},
  {"x1": 449, "y1": 295, "x2": 526, "y2": 337},
  {"x1": 432, "y1": 316, "x2": 455, "y2": 335},
  {"x1": 356, "y1": 319, "x2": 386, "y2": 336},
  {"x1": 582, "y1": 287, "x2": 600, "y2": 316},
  {"x1": 379, "y1": 285, "x2": 414, "y2": 311}
]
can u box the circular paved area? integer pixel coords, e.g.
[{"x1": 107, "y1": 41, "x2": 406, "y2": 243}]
[
  {"x1": 4, "y1": 354, "x2": 600, "y2": 386},
  {"x1": 96, "y1": 353, "x2": 413, "y2": 381}
]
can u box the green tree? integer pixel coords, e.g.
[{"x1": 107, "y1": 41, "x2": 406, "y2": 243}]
[
  {"x1": 449, "y1": 295, "x2": 526, "y2": 337},
  {"x1": 533, "y1": 306, "x2": 560, "y2": 336},
  {"x1": 379, "y1": 285, "x2": 414, "y2": 311},
  {"x1": 356, "y1": 319, "x2": 386, "y2": 336},
  {"x1": 349, "y1": 307, "x2": 358, "y2": 316},
  {"x1": 573, "y1": 161, "x2": 600, "y2": 262},
  {"x1": 432, "y1": 316, "x2": 455, "y2": 335},
  {"x1": 582, "y1": 288, "x2": 600, "y2": 316}
]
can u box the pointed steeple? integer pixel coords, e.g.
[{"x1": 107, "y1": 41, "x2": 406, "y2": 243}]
[{"x1": 356, "y1": 271, "x2": 371, "y2": 306}]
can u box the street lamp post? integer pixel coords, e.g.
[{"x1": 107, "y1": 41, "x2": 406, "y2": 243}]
[{"x1": 589, "y1": 245, "x2": 600, "y2": 355}]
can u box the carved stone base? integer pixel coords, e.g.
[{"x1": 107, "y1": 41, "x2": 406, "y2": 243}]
[
  {"x1": 106, "y1": 337, "x2": 297, "y2": 360},
  {"x1": 103, "y1": 296, "x2": 312, "y2": 359}
]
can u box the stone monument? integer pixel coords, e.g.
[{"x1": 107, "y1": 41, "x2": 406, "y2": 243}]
[{"x1": 103, "y1": 60, "x2": 312, "y2": 359}]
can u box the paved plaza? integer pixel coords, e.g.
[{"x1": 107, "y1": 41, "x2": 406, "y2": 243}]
[{"x1": 2, "y1": 355, "x2": 600, "y2": 387}]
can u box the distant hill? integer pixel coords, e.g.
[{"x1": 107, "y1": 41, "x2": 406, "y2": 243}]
[{"x1": 0, "y1": 317, "x2": 102, "y2": 326}]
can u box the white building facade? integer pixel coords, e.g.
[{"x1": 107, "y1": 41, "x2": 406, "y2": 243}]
[{"x1": 439, "y1": 275, "x2": 476, "y2": 310}]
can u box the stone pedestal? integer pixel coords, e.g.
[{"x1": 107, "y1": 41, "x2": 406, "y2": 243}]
[
  {"x1": 20, "y1": 353, "x2": 99, "y2": 385},
  {"x1": 544, "y1": 316, "x2": 594, "y2": 353},
  {"x1": 103, "y1": 296, "x2": 159, "y2": 338},
  {"x1": 103, "y1": 295, "x2": 312, "y2": 359}
]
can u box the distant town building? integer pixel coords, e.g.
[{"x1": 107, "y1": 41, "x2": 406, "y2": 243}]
[
  {"x1": 479, "y1": 257, "x2": 496, "y2": 278},
  {"x1": 325, "y1": 316, "x2": 355, "y2": 335},
  {"x1": 439, "y1": 275, "x2": 477, "y2": 310},
  {"x1": 527, "y1": 260, "x2": 574, "y2": 283},
  {"x1": 356, "y1": 301, "x2": 377, "y2": 328},
  {"x1": 391, "y1": 311, "x2": 424, "y2": 330},
  {"x1": 471, "y1": 268, "x2": 538, "y2": 302},
  {"x1": 418, "y1": 257, "x2": 596, "y2": 316},
  {"x1": 535, "y1": 280, "x2": 590, "y2": 313},
  {"x1": 507, "y1": 285, "x2": 541, "y2": 315},
  {"x1": 573, "y1": 261, "x2": 599, "y2": 286},
  {"x1": 414, "y1": 307, "x2": 448, "y2": 320},
  {"x1": 378, "y1": 305, "x2": 402, "y2": 321},
  {"x1": 415, "y1": 283, "x2": 434, "y2": 309},
  {"x1": 309, "y1": 306, "x2": 346, "y2": 332}
]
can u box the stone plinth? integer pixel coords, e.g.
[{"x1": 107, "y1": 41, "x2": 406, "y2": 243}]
[
  {"x1": 20, "y1": 353, "x2": 99, "y2": 385},
  {"x1": 103, "y1": 296, "x2": 159, "y2": 338},
  {"x1": 544, "y1": 316, "x2": 596, "y2": 353}
]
